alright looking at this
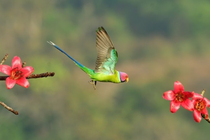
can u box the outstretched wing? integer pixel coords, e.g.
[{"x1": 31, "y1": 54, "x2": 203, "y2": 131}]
[{"x1": 95, "y1": 27, "x2": 118, "y2": 74}]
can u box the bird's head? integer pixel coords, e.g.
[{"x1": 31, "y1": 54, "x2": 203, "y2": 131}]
[{"x1": 119, "y1": 72, "x2": 129, "y2": 83}]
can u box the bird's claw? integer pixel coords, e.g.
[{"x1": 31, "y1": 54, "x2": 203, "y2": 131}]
[{"x1": 89, "y1": 80, "x2": 97, "y2": 90}]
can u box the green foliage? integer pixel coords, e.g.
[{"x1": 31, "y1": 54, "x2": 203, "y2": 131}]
[{"x1": 0, "y1": 0, "x2": 210, "y2": 140}]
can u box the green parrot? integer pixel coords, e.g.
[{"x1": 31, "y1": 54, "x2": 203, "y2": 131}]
[{"x1": 48, "y1": 27, "x2": 129, "y2": 89}]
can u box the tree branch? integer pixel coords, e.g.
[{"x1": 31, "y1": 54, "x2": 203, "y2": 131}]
[
  {"x1": 0, "y1": 54, "x2": 8, "y2": 65},
  {"x1": 0, "y1": 72, "x2": 55, "y2": 80},
  {"x1": 0, "y1": 101, "x2": 18, "y2": 115},
  {"x1": 202, "y1": 114, "x2": 210, "y2": 123}
]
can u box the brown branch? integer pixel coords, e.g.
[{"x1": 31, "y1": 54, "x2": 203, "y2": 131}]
[
  {"x1": 27, "y1": 72, "x2": 55, "y2": 79},
  {"x1": 202, "y1": 114, "x2": 210, "y2": 123},
  {"x1": 22, "y1": 62, "x2": 26, "y2": 67},
  {"x1": 0, "y1": 72, "x2": 55, "y2": 80},
  {"x1": 0, "y1": 54, "x2": 55, "y2": 80},
  {"x1": 0, "y1": 101, "x2": 18, "y2": 115},
  {"x1": 0, "y1": 54, "x2": 8, "y2": 65}
]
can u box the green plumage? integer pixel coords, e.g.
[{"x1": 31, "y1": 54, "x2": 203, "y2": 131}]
[
  {"x1": 90, "y1": 69, "x2": 121, "y2": 83},
  {"x1": 80, "y1": 27, "x2": 121, "y2": 83},
  {"x1": 48, "y1": 26, "x2": 127, "y2": 89}
]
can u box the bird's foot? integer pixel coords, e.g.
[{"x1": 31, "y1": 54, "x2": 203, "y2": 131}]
[{"x1": 89, "y1": 80, "x2": 97, "y2": 90}]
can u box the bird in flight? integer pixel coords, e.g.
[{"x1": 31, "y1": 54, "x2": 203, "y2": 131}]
[{"x1": 48, "y1": 26, "x2": 129, "y2": 89}]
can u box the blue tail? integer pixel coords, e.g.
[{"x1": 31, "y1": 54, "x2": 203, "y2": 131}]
[{"x1": 48, "y1": 41, "x2": 84, "y2": 68}]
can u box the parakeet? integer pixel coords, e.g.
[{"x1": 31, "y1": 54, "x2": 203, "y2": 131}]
[{"x1": 48, "y1": 26, "x2": 129, "y2": 89}]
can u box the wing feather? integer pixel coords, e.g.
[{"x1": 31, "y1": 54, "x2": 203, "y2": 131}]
[{"x1": 95, "y1": 27, "x2": 118, "y2": 74}]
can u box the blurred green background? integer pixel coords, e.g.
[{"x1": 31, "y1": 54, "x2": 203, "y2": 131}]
[{"x1": 0, "y1": 0, "x2": 210, "y2": 139}]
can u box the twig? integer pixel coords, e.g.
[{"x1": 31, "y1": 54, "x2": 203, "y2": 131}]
[
  {"x1": 201, "y1": 114, "x2": 210, "y2": 123},
  {"x1": 0, "y1": 72, "x2": 55, "y2": 80},
  {"x1": 0, "y1": 101, "x2": 18, "y2": 115},
  {"x1": 0, "y1": 54, "x2": 8, "y2": 65},
  {"x1": 22, "y1": 62, "x2": 26, "y2": 67},
  {"x1": 27, "y1": 72, "x2": 55, "y2": 79},
  {"x1": 201, "y1": 89, "x2": 205, "y2": 96}
]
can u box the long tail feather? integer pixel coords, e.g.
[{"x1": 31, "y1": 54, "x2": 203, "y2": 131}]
[{"x1": 47, "y1": 41, "x2": 84, "y2": 68}]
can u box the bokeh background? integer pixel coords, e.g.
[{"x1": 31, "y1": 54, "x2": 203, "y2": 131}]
[{"x1": 0, "y1": 0, "x2": 210, "y2": 139}]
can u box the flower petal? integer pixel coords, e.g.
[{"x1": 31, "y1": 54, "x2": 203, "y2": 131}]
[
  {"x1": 170, "y1": 100, "x2": 180, "y2": 113},
  {"x1": 0, "y1": 65, "x2": 12, "y2": 75},
  {"x1": 181, "y1": 98, "x2": 194, "y2": 111},
  {"x1": 183, "y1": 91, "x2": 194, "y2": 98},
  {"x1": 11, "y1": 56, "x2": 22, "y2": 69},
  {"x1": 21, "y1": 66, "x2": 34, "y2": 77},
  {"x1": 16, "y1": 77, "x2": 30, "y2": 88},
  {"x1": 201, "y1": 108, "x2": 209, "y2": 119},
  {"x1": 191, "y1": 98, "x2": 196, "y2": 105},
  {"x1": 6, "y1": 77, "x2": 16, "y2": 89},
  {"x1": 192, "y1": 93, "x2": 203, "y2": 100},
  {"x1": 204, "y1": 98, "x2": 210, "y2": 108},
  {"x1": 174, "y1": 81, "x2": 184, "y2": 93},
  {"x1": 163, "y1": 90, "x2": 175, "y2": 101},
  {"x1": 193, "y1": 110, "x2": 202, "y2": 123}
]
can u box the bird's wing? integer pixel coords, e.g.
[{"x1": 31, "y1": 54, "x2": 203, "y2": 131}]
[{"x1": 95, "y1": 27, "x2": 118, "y2": 74}]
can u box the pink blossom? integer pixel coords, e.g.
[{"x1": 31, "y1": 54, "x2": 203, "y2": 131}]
[
  {"x1": 163, "y1": 81, "x2": 194, "y2": 113},
  {"x1": 0, "y1": 56, "x2": 34, "y2": 89},
  {"x1": 192, "y1": 93, "x2": 210, "y2": 123}
]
